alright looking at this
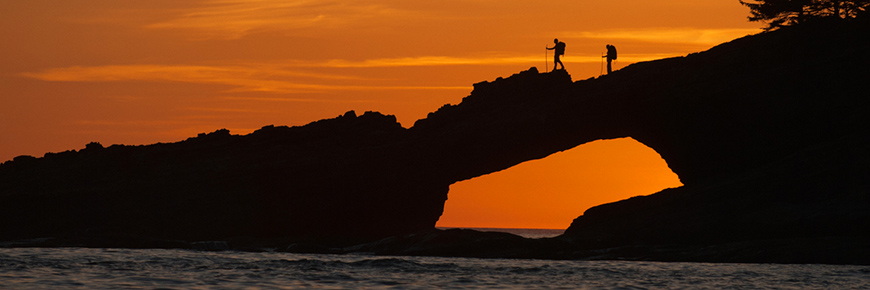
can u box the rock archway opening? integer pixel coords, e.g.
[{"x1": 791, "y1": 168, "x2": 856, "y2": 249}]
[{"x1": 435, "y1": 137, "x2": 683, "y2": 230}]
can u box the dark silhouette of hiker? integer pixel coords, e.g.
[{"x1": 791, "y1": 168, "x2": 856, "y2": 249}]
[
  {"x1": 603, "y1": 44, "x2": 617, "y2": 74},
  {"x1": 546, "y1": 38, "x2": 566, "y2": 71}
]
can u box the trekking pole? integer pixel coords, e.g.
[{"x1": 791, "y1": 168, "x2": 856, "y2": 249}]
[{"x1": 600, "y1": 52, "x2": 604, "y2": 76}]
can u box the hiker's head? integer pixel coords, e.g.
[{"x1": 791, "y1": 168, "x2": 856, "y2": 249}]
[{"x1": 554, "y1": 38, "x2": 559, "y2": 44}]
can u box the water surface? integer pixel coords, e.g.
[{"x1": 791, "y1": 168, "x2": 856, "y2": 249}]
[{"x1": 2, "y1": 248, "x2": 869, "y2": 289}]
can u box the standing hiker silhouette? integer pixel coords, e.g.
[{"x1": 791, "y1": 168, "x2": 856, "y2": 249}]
[
  {"x1": 603, "y1": 44, "x2": 617, "y2": 74},
  {"x1": 546, "y1": 38, "x2": 566, "y2": 72}
]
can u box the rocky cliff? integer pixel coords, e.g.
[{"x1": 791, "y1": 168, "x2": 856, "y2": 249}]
[{"x1": 1, "y1": 19, "x2": 868, "y2": 263}]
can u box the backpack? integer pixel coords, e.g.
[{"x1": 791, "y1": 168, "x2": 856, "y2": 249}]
[
  {"x1": 608, "y1": 45, "x2": 617, "y2": 60},
  {"x1": 556, "y1": 42, "x2": 566, "y2": 56}
]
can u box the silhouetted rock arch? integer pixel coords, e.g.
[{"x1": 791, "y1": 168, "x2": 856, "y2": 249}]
[{"x1": 0, "y1": 20, "x2": 868, "y2": 262}]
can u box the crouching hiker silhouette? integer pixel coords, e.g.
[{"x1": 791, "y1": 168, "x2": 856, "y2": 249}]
[
  {"x1": 603, "y1": 44, "x2": 617, "y2": 74},
  {"x1": 546, "y1": 38, "x2": 566, "y2": 72}
]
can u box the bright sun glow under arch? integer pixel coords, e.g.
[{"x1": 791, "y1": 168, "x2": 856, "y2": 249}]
[{"x1": 436, "y1": 137, "x2": 683, "y2": 230}]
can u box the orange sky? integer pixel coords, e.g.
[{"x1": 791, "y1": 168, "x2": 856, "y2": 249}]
[{"x1": 1, "y1": 0, "x2": 761, "y2": 229}]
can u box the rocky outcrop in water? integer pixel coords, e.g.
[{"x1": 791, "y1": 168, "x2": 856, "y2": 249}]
[{"x1": 1, "y1": 19, "x2": 868, "y2": 263}]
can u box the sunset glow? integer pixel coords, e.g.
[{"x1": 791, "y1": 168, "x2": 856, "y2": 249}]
[
  {"x1": 1, "y1": 1, "x2": 759, "y2": 229},
  {"x1": 437, "y1": 138, "x2": 683, "y2": 229}
]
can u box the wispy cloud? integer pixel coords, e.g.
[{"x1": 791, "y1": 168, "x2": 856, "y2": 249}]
[
  {"x1": 147, "y1": 0, "x2": 404, "y2": 39},
  {"x1": 22, "y1": 64, "x2": 331, "y2": 93},
  {"x1": 21, "y1": 64, "x2": 469, "y2": 94},
  {"x1": 567, "y1": 28, "x2": 760, "y2": 46}
]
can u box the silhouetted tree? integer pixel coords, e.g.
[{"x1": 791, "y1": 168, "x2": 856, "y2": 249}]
[{"x1": 740, "y1": 0, "x2": 870, "y2": 29}]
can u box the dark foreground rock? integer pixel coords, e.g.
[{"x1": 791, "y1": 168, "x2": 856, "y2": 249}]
[{"x1": 1, "y1": 19, "x2": 869, "y2": 264}]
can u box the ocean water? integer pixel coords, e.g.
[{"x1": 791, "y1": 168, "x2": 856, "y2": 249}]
[
  {"x1": 437, "y1": 227, "x2": 565, "y2": 239},
  {"x1": 1, "y1": 248, "x2": 868, "y2": 289}
]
